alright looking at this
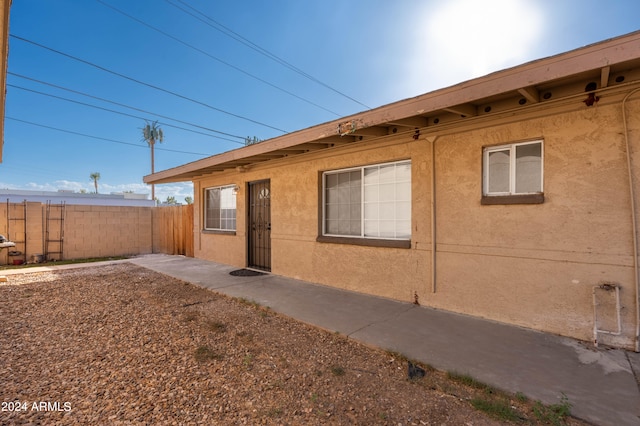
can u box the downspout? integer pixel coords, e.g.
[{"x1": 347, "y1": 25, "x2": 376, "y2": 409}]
[
  {"x1": 426, "y1": 136, "x2": 439, "y2": 293},
  {"x1": 622, "y1": 88, "x2": 640, "y2": 352}
]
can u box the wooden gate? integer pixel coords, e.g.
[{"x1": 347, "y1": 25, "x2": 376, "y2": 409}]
[{"x1": 153, "y1": 204, "x2": 194, "y2": 256}]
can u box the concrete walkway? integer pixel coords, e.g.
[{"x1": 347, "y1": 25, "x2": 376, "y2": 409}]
[{"x1": 5, "y1": 255, "x2": 639, "y2": 425}]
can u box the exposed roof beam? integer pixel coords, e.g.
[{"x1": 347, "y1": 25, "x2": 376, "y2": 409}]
[
  {"x1": 245, "y1": 154, "x2": 286, "y2": 160},
  {"x1": 601, "y1": 66, "x2": 611, "y2": 88},
  {"x1": 224, "y1": 160, "x2": 253, "y2": 167},
  {"x1": 518, "y1": 86, "x2": 539, "y2": 103},
  {"x1": 443, "y1": 103, "x2": 477, "y2": 117},
  {"x1": 274, "y1": 149, "x2": 308, "y2": 154},
  {"x1": 280, "y1": 142, "x2": 330, "y2": 150},
  {"x1": 320, "y1": 135, "x2": 356, "y2": 145},
  {"x1": 351, "y1": 126, "x2": 389, "y2": 137},
  {"x1": 387, "y1": 117, "x2": 429, "y2": 128},
  {"x1": 194, "y1": 168, "x2": 225, "y2": 176}
]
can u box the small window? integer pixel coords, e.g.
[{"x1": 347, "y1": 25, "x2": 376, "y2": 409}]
[
  {"x1": 483, "y1": 140, "x2": 543, "y2": 201},
  {"x1": 204, "y1": 185, "x2": 236, "y2": 231},
  {"x1": 323, "y1": 160, "x2": 411, "y2": 240}
]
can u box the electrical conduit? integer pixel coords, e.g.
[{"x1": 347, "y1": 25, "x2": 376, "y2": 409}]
[
  {"x1": 426, "y1": 135, "x2": 438, "y2": 293},
  {"x1": 622, "y1": 87, "x2": 640, "y2": 352}
]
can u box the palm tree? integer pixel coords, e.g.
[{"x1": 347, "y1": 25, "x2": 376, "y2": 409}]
[
  {"x1": 89, "y1": 172, "x2": 100, "y2": 194},
  {"x1": 142, "y1": 120, "x2": 164, "y2": 201}
]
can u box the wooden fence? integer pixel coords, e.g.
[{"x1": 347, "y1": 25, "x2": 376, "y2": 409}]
[
  {"x1": 0, "y1": 201, "x2": 194, "y2": 265},
  {"x1": 152, "y1": 204, "x2": 194, "y2": 257}
]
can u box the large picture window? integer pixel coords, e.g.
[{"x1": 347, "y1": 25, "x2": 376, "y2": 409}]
[
  {"x1": 483, "y1": 140, "x2": 543, "y2": 197},
  {"x1": 204, "y1": 185, "x2": 236, "y2": 231},
  {"x1": 323, "y1": 160, "x2": 411, "y2": 240}
]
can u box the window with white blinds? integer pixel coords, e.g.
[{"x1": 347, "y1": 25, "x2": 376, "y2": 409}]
[{"x1": 323, "y1": 160, "x2": 411, "y2": 240}]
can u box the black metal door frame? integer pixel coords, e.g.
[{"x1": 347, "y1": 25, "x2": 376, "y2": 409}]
[{"x1": 248, "y1": 179, "x2": 271, "y2": 271}]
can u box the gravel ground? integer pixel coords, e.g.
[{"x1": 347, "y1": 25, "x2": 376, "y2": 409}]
[{"x1": 0, "y1": 264, "x2": 588, "y2": 425}]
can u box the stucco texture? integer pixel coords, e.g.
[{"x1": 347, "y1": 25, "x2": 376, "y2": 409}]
[{"x1": 193, "y1": 96, "x2": 640, "y2": 349}]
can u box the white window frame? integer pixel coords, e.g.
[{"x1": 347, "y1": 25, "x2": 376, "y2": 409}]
[
  {"x1": 204, "y1": 185, "x2": 237, "y2": 231},
  {"x1": 483, "y1": 140, "x2": 543, "y2": 196},
  {"x1": 322, "y1": 160, "x2": 411, "y2": 241}
]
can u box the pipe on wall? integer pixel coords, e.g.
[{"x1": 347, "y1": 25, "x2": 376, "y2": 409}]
[
  {"x1": 622, "y1": 87, "x2": 640, "y2": 352},
  {"x1": 426, "y1": 135, "x2": 439, "y2": 293}
]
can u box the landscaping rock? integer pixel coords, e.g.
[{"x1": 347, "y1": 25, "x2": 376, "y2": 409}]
[{"x1": 0, "y1": 264, "x2": 588, "y2": 425}]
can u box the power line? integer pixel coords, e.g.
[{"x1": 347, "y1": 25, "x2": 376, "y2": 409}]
[
  {"x1": 9, "y1": 72, "x2": 247, "y2": 143},
  {"x1": 8, "y1": 84, "x2": 241, "y2": 144},
  {"x1": 5, "y1": 116, "x2": 211, "y2": 156},
  {"x1": 168, "y1": 0, "x2": 372, "y2": 110},
  {"x1": 95, "y1": 0, "x2": 343, "y2": 117},
  {"x1": 9, "y1": 34, "x2": 289, "y2": 134},
  {"x1": 7, "y1": 74, "x2": 246, "y2": 145},
  {"x1": 14, "y1": 84, "x2": 239, "y2": 145}
]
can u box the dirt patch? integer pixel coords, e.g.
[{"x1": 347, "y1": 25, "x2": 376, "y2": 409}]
[{"x1": 0, "y1": 264, "x2": 588, "y2": 425}]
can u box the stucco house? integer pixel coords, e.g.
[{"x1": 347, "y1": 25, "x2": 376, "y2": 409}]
[{"x1": 146, "y1": 31, "x2": 640, "y2": 352}]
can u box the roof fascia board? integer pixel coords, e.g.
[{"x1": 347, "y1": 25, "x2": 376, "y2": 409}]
[
  {"x1": 358, "y1": 30, "x2": 640, "y2": 125},
  {"x1": 145, "y1": 30, "x2": 640, "y2": 184}
]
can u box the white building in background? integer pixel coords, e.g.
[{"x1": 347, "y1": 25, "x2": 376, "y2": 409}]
[{"x1": 1, "y1": 189, "x2": 155, "y2": 206}]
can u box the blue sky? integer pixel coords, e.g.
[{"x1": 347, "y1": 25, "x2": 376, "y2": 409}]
[{"x1": 1, "y1": 0, "x2": 639, "y2": 203}]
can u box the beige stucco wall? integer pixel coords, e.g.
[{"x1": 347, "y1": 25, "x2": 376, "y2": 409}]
[
  {"x1": 431, "y1": 100, "x2": 636, "y2": 348},
  {"x1": 193, "y1": 94, "x2": 640, "y2": 349}
]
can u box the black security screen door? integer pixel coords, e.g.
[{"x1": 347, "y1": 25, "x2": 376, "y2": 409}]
[{"x1": 248, "y1": 180, "x2": 271, "y2": 271}]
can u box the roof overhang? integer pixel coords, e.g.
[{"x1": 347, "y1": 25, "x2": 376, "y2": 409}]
[
  {"x1": 0, "y1": 0, "x2": 11, "y2": 163},
  {"x1": 145, "y1": 30, "x2": 640, "y2": 185}
]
